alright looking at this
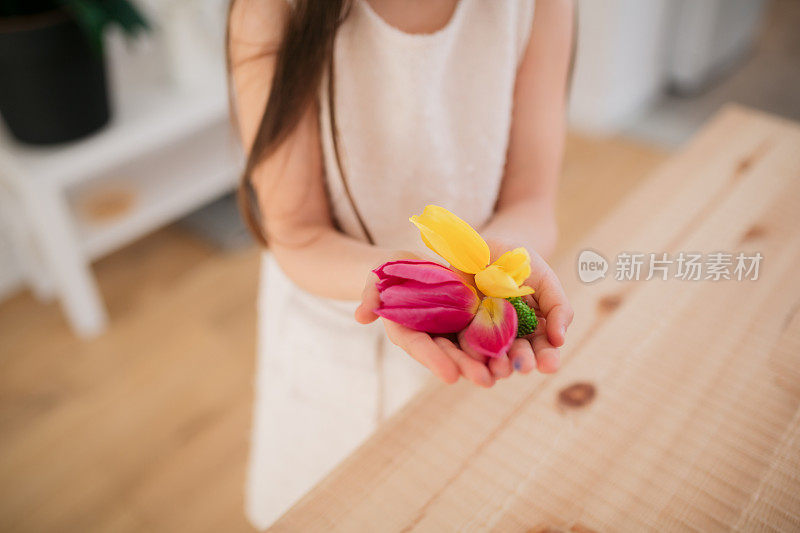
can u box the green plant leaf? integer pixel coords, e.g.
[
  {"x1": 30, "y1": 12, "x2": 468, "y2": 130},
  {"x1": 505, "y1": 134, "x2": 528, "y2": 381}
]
[
  {"x1": 1, "y1": 0, "x2": 149, "y2": 51},
  {"x1": 60, "y1": 0, "x2": 107, "y2": 52},
  {"x1": 97, "y1": 0, "x2": 149, "y2": 34},
  {"x1": 54, "y1": 0, "x2": 149, "y2": 52}
]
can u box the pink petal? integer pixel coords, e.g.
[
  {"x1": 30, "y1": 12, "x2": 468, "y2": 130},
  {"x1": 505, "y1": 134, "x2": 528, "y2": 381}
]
[
  {"x1": 375, "y1": 306, "x2": 475, "y2": 334},
  {"x1": 374, "y1": 260, "x2": 461, "y2": 285},
  {"x1": 372, "y1": 260, "x2": 479, "y2": 333},
  {"x1": 378, "y1": 280, "x2": 478, "y2": 311},
  {"x1": 459, "y1": 297, "x2": 517, "y2": 359}
]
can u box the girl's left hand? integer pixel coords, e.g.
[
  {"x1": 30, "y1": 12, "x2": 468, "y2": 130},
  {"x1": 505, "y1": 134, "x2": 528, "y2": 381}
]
[{"x1": 458, "y1": 240, "x2": 573, "y2": 379}]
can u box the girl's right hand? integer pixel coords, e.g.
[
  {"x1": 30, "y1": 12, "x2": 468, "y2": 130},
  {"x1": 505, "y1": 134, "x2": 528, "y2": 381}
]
[{"x1": 355, "y1": 256, "x2": 497, "y2": 388}]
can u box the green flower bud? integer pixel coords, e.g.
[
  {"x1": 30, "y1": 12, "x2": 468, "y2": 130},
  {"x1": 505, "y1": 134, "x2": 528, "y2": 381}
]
[{"x1": 507, "y1": 297, "x2": 538, "y2": 337}]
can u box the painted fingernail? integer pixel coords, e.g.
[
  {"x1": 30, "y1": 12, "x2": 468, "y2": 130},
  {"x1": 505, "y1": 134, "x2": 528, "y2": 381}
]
[{"x1": 513, "y1": 358, "x2": 522, "y2": 371}]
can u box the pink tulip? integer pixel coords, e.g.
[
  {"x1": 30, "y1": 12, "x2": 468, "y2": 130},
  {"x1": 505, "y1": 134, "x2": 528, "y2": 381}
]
[
  {"x1": 459, "y1": 297, "x2": 517, "y2": 359},
  {"x1": 373, "y1": 260, "x2": 480, "y2": 334}
]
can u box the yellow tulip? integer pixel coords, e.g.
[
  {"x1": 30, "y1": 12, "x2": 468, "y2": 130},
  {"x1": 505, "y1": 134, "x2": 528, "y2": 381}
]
[
  {"x1": 491, "y1": 248, "x2": 532, "y2": 285},
  {"x1": 410, "y1": 205, "x2": 490, "y2": 274},
  {"x1": 474, "y1": 265, "x2": 535, "y2": 298},
  {"x1": 409, "y1": 205, "x2": 535, "y2": 298}
]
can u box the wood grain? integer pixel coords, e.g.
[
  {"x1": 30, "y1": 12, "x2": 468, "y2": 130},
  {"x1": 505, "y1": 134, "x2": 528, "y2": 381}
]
[
  {"x1": 0, "y1": 133, "x2": 665, "y2": 532},
  {"x1": 273, "y1": 106, "x2": 800, "y2": 532}
]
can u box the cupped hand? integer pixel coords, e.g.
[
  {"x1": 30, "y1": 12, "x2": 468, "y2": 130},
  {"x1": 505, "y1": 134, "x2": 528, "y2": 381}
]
[
  {"x1": 355, "y1": 256, "x2": 496, "y2": 388},
  {"x1": 355, "y1": 247, "x2": 573, "y2": 387},
  {"x1": 478, "y1": 239, "x2": 574, "y2": 376}
]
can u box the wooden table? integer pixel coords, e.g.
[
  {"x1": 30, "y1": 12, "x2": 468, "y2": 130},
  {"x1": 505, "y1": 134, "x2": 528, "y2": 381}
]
[{"x1": 274, "y1": 107, "x2": 800, "y2": 532}]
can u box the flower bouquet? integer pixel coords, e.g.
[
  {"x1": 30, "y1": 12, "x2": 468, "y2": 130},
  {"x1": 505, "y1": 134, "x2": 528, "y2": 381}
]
[{"x1": 373, "y1": 205, "x2": 539, "y2": 359}]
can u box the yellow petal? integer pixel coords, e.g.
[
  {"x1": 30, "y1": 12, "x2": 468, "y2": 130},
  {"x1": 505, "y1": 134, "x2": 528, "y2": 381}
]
[
  {"x1": 409, "y1": 205, "x2": 490, "y2": 274},
  {"x1": 475, "y1": 265, "x2": 536, "y2": 298},
  {"x1": 491, "y1": 247, "x2": 531, "y2": 285},
  {"x1": 511, "y1": 285, "x2": 536, "y2": 297}
]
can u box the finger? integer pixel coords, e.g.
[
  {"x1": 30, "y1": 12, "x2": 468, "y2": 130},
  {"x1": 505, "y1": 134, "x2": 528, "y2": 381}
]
[
  {"x1": 488, "y1": 354, "x2": 513, "y2": 379},
  {"x1": 456, "y1": 330, "x2": 489, "y2": 364},
  {"x1": 434, "y1": 337, "x2": 494, "y2": 388},
  {"x1": 508, "y1": 338, "x2": 536, "y2": 374},
  {"x1": 355, "y1": 272, "x2": 380, "y2": 324},
  {"x1": 522, "y1": 293, "x2": 538, "y2": 311},
  {"x1": 455, "y1": 331, "x2": 512, "y2": 380},
  {"x1": 545, "y1": 303, "x2": 573, "y2": 348},
  {"x1": 383, "y1": 320, "x2": 460, "y2": 384},
  {"x1": 528, "y1": 257, "x2": 574, "y2": 347},
  {"x1": 529, "y1": 317, "x2": 560, "y2": 373}
]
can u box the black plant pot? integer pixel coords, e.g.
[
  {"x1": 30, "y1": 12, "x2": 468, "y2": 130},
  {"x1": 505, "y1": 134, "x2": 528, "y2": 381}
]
[{"x1": 0, "y1": 11, "x2": 110, "y2": 145}]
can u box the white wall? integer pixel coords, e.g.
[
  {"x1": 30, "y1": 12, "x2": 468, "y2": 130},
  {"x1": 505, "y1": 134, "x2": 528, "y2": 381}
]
[
  {"x1": 0, "y1": 223, "x2": 21, "y2": 300},
  {"x1": 0, "y1": 182, "x2": 23, "y2": 299},
  {"x1": 569, "y1": 0, "x2": 673, "y2": 133},
  {"x1": 668, "y1": 0, "x2": 768, "y2": 92}
]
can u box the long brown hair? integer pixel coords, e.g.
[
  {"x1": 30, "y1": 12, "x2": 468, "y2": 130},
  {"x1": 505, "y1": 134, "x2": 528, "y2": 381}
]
[{"x1": 226, "y1": 0, "x2": 350, "y2": 247}]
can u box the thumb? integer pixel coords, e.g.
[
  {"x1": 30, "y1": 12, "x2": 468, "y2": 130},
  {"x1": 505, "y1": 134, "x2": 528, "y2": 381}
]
[{"x1": 355, "y1": 272, "x2": 380, "y2": 324}]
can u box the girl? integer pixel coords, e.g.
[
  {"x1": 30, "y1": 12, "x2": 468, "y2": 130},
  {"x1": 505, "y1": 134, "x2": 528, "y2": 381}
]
[{"x1": 228, "y1": 0, "x2": 575, "y2": 528}]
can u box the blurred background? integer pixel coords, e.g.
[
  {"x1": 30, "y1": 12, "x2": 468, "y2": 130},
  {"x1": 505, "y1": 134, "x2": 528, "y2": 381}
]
[{"x1": 0, "y1": 0, "x2": 797, "y2": 530}]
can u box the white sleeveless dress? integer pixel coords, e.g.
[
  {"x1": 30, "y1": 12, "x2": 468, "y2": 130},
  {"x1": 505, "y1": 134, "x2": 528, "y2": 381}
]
[{"x1": 246, "y1": 0, "x2": 535, "y2": 528}]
